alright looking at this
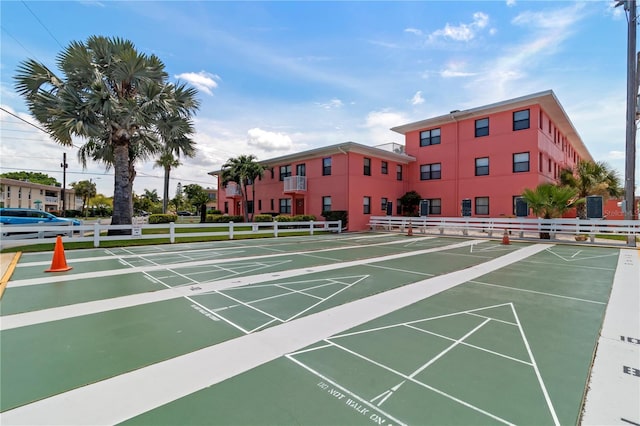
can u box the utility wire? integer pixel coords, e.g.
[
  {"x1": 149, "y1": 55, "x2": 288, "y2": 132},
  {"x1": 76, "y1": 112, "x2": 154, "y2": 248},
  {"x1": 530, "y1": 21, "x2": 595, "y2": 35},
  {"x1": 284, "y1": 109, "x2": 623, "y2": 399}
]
[{"x1": 21, "y1": 1, "x2": 64, "y2": 49}]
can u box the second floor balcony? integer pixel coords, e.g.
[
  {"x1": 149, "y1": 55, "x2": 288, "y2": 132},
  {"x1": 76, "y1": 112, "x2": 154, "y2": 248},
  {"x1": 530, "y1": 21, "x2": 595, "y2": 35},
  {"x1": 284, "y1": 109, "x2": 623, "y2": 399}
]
[
  {"x1": 284, "y1": 175, "x2": 306, "y2": 193},
  {"x1": 224, "y1": 183, "x2": 243, "y2": 198}
]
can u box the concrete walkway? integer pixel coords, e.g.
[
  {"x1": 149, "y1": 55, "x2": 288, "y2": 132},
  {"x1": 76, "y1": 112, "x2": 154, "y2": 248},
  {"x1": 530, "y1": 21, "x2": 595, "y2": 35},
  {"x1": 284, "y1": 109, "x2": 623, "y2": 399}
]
[{"x1": 581, "y1": 249, "x2": 640, "y2": 425}]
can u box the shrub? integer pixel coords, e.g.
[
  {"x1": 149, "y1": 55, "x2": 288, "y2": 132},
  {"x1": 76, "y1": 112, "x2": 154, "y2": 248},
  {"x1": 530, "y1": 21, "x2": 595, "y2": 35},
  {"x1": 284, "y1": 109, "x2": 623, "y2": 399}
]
[
  {"x1": 274, "y1": 215, "x2": 293, "y2": 222},
  {"x1": 207, "y1": 209, "x2": 221, "y2": 215},
  {"x1": 254, "y1": 214, "x2": 274, "y2": 222},
  {"x1": 322, "y1": 210, "x2": 348, "y2": 228},
  {"x1": 293, "y1": 214, "x2": 316, "y2": 222},
  {"x1": 205, "y1": 214, "x2": 244, "y2": 223},
  {"x1": 149, "y1": 214, "x2": 177, "y2": 224}
]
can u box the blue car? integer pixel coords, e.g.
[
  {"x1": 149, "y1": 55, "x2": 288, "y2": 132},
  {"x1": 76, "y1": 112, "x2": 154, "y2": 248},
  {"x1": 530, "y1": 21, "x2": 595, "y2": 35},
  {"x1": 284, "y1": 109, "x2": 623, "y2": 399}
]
[{"x1": 0, "y1": 208, "x2": 81, "y2": 237}]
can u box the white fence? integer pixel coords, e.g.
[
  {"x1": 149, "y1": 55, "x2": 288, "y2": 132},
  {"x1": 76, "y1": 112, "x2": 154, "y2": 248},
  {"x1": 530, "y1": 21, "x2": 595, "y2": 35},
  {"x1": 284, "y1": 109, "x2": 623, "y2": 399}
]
[
  {"x1": 369, "y1": 216, "x2": 639, "y2": 245},
  {"x1": 0, "y1": 220, "x2": 342, "y2": 249}
]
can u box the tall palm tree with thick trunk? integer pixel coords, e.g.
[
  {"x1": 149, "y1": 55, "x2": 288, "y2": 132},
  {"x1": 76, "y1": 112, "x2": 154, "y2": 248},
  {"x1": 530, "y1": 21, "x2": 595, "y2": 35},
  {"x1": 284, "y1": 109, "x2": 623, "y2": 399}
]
[
  {"x1": 560, "y1": 160, "x2": 623, "y2": 219},
  {"x1": 14, "y1": 36, "x2": 199, "y2": 231},
  {"x1": 221, "y1": 155, "x2": 265, "y2": 222}
]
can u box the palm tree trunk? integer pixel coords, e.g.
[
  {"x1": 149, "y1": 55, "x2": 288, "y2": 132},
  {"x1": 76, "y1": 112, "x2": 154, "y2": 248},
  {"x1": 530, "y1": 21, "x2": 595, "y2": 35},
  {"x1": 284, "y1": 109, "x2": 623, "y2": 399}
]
[
  {"x1": 163, "y1": 166, "x2": 171, "y2": 214},
  {"x1": 110, "y1": 143, "x2": 133, "y2": 234}
]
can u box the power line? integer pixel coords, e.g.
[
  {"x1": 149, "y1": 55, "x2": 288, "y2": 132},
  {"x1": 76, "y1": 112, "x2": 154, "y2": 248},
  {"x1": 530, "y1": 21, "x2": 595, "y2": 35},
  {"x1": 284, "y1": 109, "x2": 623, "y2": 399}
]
[{"x1": 20, "y1": 1, "x2": 64, "y2": 49}]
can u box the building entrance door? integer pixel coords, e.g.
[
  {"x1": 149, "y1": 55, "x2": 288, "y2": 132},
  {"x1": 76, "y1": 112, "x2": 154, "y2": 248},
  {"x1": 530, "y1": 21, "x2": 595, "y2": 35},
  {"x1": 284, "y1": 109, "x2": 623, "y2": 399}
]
[{"x1": 295, "y1": 198, "x2": 304, "y2": 215}]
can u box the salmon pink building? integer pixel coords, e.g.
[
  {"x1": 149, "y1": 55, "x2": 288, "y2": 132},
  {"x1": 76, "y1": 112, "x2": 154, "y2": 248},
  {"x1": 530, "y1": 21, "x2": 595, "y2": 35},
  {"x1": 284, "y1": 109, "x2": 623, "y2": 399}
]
[{"x1": 210, "y1": 90, "x2": 594, "y2": 230}]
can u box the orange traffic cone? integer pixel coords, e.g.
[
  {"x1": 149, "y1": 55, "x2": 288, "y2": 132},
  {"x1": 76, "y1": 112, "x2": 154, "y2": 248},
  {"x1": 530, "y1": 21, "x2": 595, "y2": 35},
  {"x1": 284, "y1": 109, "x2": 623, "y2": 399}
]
[
  {"x1": 501, "y1": 229, "x2": 510, "y2": 245},
  {"x1": 45, "y1": 236, "x2": 72, "y2": 272},
  {"x1": 407, "y1": 219, "x2": 413, "y2": 236}
]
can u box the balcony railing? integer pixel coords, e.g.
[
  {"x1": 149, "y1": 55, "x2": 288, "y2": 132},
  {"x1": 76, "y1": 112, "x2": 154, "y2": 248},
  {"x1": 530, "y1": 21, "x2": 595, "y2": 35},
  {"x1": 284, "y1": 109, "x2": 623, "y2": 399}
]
[
  {"x1": 224, "y1": 183, "x2": 243, "y2": 197},
  {"x1": 284, "y1": 176, "x2": 306, "y2": 192},
  {"x1": 45, "y1": 196, "x2": 59, "y2": 203}
]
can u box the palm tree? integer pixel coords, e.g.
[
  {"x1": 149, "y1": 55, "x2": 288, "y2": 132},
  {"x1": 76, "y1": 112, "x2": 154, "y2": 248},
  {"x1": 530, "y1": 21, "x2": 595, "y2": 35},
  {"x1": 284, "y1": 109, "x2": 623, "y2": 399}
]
[
  {"x1": 521, "y1": 183, "x2": 578, "y2": 238},
  {"x1": 154, "y1": 114, "x2": 196, "y2": 213},
  {"x1": 560, "y1": 160, "x2": 623, "y2": 219},
  {"x1": 220, "y1": 155, "x2": 265, "y2": 222},
  {"x1": 70, "y1": 180, "x2": 97, "y2": 215},
  {"x1": 14, "y1": 36, "x2": 199, "y2": 230}
]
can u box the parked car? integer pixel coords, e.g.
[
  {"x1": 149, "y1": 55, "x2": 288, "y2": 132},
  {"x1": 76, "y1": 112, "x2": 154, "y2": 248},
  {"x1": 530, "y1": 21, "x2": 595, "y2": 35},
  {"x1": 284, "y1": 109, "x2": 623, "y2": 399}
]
[
  {"x1": 176, "y1": 211, "x2": 193, "y2": 216},
  {"x1": 0, "y1": 208, "x2": 81, "y2": 237}
]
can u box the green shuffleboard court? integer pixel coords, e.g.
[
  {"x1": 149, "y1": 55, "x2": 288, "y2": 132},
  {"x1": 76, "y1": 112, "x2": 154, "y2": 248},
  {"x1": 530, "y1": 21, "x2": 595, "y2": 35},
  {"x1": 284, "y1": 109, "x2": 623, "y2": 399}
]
[{"x1": 0, "y1": 233, "x2": 632, "y2": 425}]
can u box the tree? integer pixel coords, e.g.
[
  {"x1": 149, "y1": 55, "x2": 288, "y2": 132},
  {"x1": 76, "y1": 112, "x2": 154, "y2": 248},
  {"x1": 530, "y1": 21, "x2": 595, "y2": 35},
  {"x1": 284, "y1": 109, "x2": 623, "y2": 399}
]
[
  {"x1": 172, "y1": 182, "x2": 186, "y2": 212},
  {"x1": 0, "y1": 171, "x2": 60, "y2": 187},
  {"x1": 399, "y1": 191, "x2": 422, "y2": 216},
  {"x1": 521, "y1": 183, "x2": 578, "y2": 238},
  {"x1": 14, "y1": 36, "x2": 199, "y2": 232},
  {"x1": 221, "y1": 155, "x2": 265, "y2": 222},
  {"x1": 560, "y1": 160, "x2": 623, "y2": 219},
  {"x1": 183, "y1": 184, "x2": 209, "y2": 223},
  {"x1": 70, "y1": 180, "x2": 97, "y2": 215}
]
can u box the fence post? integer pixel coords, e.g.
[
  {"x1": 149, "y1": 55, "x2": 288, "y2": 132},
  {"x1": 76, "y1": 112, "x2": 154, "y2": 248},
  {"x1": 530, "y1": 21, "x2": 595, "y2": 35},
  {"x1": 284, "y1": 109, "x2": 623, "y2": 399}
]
[
  {"x1": 274, "y1": 221, "x2": 278, "y2": 238},
  {"x1": 94, "y1": 222, "x2": 100, "y2": 247},
  {"x1": 338, "y1": 220, "x2": 342, "y2": 233},
  {"x1": 310, "y1": 220, "x2": 314, "y2": 236},
  {"x1": 229, "y1": 221, "x2": 234, "y2": 240},
  {"x1": 170, "y1": 222, "x2": 175, "y2": 244}
]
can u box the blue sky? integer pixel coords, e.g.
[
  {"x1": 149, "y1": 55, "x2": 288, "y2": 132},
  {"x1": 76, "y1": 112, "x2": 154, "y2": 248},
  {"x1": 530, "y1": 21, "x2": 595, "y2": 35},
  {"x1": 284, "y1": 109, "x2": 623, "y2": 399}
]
[{"x1": 0, "y1": 0, "x2": 635, "y2": 198}]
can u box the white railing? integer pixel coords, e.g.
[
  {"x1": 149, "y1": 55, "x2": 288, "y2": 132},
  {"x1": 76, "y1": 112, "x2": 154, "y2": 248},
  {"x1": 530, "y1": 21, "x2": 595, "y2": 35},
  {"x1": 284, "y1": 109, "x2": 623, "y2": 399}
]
[
  {"x1": 284, "y1": 175, "x2": 306, "y2": 192},
  {"x1": 368, "y1": 216, "x2": 639, "y2": 245},
  {"x1": 45, "y1": 196, "x2": 59, "y2": 203},
  {"x1": 0, "y1": 220, "x2": 342, "y2": 249},
  {"x1": 224, "y1": 183, "x2": 242, "y2": 197}
]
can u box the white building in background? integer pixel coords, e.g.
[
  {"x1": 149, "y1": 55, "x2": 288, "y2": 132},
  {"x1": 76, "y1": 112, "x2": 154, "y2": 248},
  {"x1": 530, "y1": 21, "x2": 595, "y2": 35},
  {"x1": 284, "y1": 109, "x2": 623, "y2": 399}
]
[{"x1": 0, "y1": 178, "x2": 82, "y2": 212}]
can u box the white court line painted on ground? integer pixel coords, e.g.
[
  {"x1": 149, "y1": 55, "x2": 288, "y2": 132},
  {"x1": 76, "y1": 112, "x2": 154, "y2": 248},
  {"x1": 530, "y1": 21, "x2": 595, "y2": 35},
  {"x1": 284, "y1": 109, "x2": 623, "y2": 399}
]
[
  {"x1": 0, "y1": 244, "x2": 549, "y2": 426},
  {"x1": 8, "y1": 236, "x2": 437, "y2": 287},
  {"x1": 1, "y1": 239, "x2": 481, "y2": 331}
]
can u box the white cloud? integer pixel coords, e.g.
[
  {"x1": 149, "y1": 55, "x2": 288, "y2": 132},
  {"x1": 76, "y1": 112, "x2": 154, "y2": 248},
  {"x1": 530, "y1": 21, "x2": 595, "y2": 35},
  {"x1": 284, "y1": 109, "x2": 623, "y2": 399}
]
[
  {"x1": 404, "y1": 28, "x2": 423, "y2": 36},
  {"x1": 608, "y1": 151, "x2": 625, "y2": 160},
  {"x1": 363, "y1": 110, "x2": 408, "y2": 146},
  {"x1": 247, "y1": 128, "x2": 293, "y2": 152},
  {"x1": 429, "y1": 12, "x2": 489, "y2": 42},
  {"x1": 506, "y1": 0, "x2": 517, "y2": 7},
  {"x1": 440, "y1": 61, "x2": 476, "y2": 78},
  {"x1": 317, "y1": 98, "x2": 344, "y2": 109},
  {"x1": 411, "y1": 91, "x2": 425, "y2": 105},
  {"x1": 174, "y1": 71, "x2": 220, "y2": 96}
]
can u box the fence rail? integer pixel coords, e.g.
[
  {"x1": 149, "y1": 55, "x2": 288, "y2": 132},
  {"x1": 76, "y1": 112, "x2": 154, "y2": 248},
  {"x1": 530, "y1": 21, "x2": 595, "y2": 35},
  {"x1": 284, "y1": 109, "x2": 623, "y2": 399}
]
[
  {"x1": 0, "y1": 220, "x2": 342, "y2": 249},
  {"x1": 369, "y1": 216, "x2": 639, "y2": 245}
]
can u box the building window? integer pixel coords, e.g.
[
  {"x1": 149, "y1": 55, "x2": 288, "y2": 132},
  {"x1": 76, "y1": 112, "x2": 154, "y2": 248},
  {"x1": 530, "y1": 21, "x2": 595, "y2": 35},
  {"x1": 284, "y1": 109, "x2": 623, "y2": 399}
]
[
  {"x1": 420, "y1": 163, "x2": 441, "y2": 180},
  {"x1": 279, "y1": 165, "x2": 291, "y2": 181},
  {"x1": 539, "y1": 153, "x2": 543, "y2": 172},
  {"x1": 513, "y1": 152, "x2": 530, "y2": 173},
  {"x1": 279, "y1": 198, "x2": 291, "y2": 214},
  {"x1": 224, "y1": 201, "x2": 229, "y2": 214},
  {"x1": 322, "y1": 196, "x2": 331, "y2": 212},
  {"x1": 381, "y1": 197, "x2": 388, "y2": 210},
  {"x1": 428, "y1": 198, "x2": 442, "y2": 215},
  {"x1": 270, "y1": 199, "x2": 274, "y2": 210},
  {"x1": 513, "y1": 109, "x2": 530, "y2": 131},
  {"x1": 296, "y1": 163, "x2": 306, "y2": 176},
  {"x1": 475, "y1": 157, "x2": 489, "y2": 176},
  {"x1": 247, "y1": 200, "x2": 254, "y2": 214},
  {"x1": 363, "y1": 196, "x2": 371, "y2": 214},
  {"x1": 420, "y1": 128, "x2": 441, "y2": 146},
  {"x1": 475, "y1": 197, "x2": 489, "y2": 215},
  {"x1": 396, "y1": 199, "x2": 402, "y2": 215},
  {"x1": 381, "y1": 161, "x2": 388, "y2": 174},
  {"x1": 364, "y1": 158, "x2": 371, "y2": 176},
  {"x1": 258, "y1": 200, "x2": 262, "y2": 210},
  {"x1": 396, "y1": 165, "x2": 403, "y2": 181},
  {"x1": 322, "y1": 157, "x2": 332, "y2": 176},
  {"x1": 475, "y1": 118, "x2": 489, "y2": 137},
  {"x1": 270, "y1": 168, "x2": 274, "y2": 179}
]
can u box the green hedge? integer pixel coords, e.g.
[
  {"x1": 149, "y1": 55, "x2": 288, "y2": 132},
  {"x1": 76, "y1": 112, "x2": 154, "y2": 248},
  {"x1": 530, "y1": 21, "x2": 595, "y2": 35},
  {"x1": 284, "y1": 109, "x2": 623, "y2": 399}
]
[
  {"x1": 149, "y1": 214, "x2": 178, "y2": 224},
  {"x1": 274, "y1": 214, "x2": 316, "y2": 222},
  {"x1": 205, "y1": 214, "x2": 244, "y2": 223},
  {"x1": 254, "y1": 214, "x2": 274, "y2": 222},
  {"x1": 322, "y1": 210, "x2": 347, "y2": 227}
]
